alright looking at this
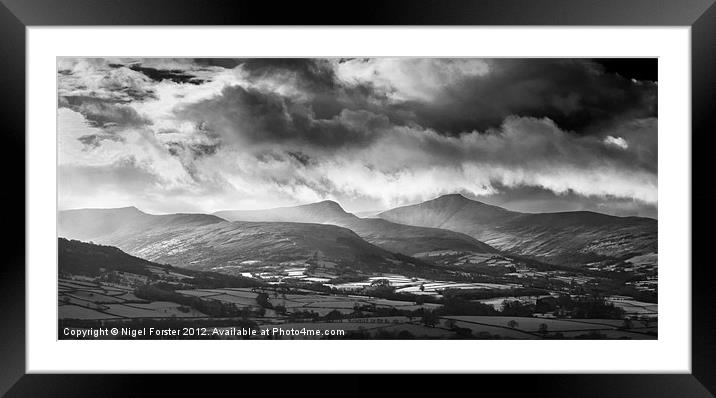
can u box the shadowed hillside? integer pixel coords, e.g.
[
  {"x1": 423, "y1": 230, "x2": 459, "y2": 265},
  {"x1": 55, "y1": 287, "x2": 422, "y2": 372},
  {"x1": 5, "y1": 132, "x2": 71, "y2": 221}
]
[
  {"x1": 379, "y1": 194, "x2": 657, "y2": 266},
  {"x1": 59, "y1": 207, "x2": 226, "y2": 243},
  {"x1": 58, "y1": 208, "x2": 441, "y2": 275},
  {"x1": 216, "y1": 200, "x2": 496, "y2": 256}
]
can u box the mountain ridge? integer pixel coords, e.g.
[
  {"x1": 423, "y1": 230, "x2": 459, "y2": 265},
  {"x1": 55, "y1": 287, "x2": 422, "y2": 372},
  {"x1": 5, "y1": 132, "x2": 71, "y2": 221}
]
[
  {"x1": 215, "y1": 200, "x2": 353, "y2": 224},
  {"x1": 59, "y1": 207, "x2": 226, "y2": 244},
  {"x1": 214, "y1": 200, "x2": 496, "y2": 256},
  {"x1": 58, "y1": 207, "x2": 442, "y2": 275},
  {"x1": 378, "y1": 194, "x2": 657, "y2": 265}
]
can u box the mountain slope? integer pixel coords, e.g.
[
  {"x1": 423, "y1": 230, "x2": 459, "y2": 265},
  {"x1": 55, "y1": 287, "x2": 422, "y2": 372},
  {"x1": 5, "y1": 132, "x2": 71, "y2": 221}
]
[
  {"x1": 58, "y1": 207, "x2": 433, "y2": 274},
  {"x1": 58, "y1": 237, "x2": 171, "y2": 277},
  {"x1": 58, "y1": 237, "x2": 264, "y2": 287},
  {"x1": 59, "y1": 207, "x2": 226, "y2": 243},
  {"x1": 216, "y1": 200, "x2": 348, "y2": 224},
  {"x1": 379, "y1": 194, "x2": 657, "y2": 265},
  {"x1": 215, "y1": 200, "x2": 496, "y2": 256}
]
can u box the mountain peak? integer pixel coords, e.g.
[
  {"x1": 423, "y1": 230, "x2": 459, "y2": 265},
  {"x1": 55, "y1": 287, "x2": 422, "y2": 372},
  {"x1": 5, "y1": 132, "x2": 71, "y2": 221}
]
[
  {"x1": 431, "y1": 193, "x2": 484, "y2": 207},
  {"x1": 118, "y1": 205, "x2": 143, "y2": 213},
  {"x1": 431, "y1": 193, "x2": 506, "y2": 210},
  {"x1": 296, "y1": 200, "x2": 353, "y2": 219},
  {"x1": 63, "y1": 205, "x2": 147, "y2": 216},
  {"x1": 436, "y1": 193, "x2": 469, "y2": 201},
  {"x1": 214, "y1": 200, "x2": 353, "y2": 224},
  {"x1": 310, "y1": 200, "x2": 346, "y2": 211},
  {"x1": 378, "y1": 193, "x2": 512, "y2": 229},
  {"x1": 379, "y1": 193, "x2": 657, "y2": 266}
]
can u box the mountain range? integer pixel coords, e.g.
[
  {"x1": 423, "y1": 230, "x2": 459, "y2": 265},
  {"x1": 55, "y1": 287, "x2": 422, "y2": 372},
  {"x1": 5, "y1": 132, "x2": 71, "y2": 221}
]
[
  {"x1": 59, "y1": 194, "x2": 657, "y2": 272},
  {"x1": 58, "y1": 206, "x2": 442, "y2": 275},
  {"x1": 379, "y1": 194, "x2": 657, "y2": 265},
  {"x1": 58, "y1": 237, "x2": 264, "y2": 287},
  {"x1": 215, "y1": 200, "x2": 495, "y2": 256}
]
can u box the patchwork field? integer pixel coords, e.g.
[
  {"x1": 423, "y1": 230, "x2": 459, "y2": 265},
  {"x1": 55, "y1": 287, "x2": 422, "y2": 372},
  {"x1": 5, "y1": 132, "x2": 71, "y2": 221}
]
[
  {"x1": 250, "y1": 312, "x2": 658, "y2": 340},
  {"x1": 59, "y1": 305, "x2": 120, "y2": 320},
  {"x1": 475, "y1": 295, "x2": 553, "y2": 310},
  {"x1": 174, "y1": 287, "x2": 443, "y2": 317},
  {"x1": 328, "y1": 274, "x2": 519, "y2": 297},
  {"x1": 440, "y1": 316, "x2": 657, "y2": 339},
  {"x1": 254, "y1": 316, "x2": 452, "y2": 339},
  {"x1": 607, "y1": 298, "x2": 658, "y2": 318},
  {"x1": 59, "y1": 278, "x2": 205, "y2": 320}
]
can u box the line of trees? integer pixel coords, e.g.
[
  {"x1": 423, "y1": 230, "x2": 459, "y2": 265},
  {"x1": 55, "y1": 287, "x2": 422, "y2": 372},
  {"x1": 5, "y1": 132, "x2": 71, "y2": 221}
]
[{"x1": 133, "y1": 285, "x2": 258, "y2": 318}]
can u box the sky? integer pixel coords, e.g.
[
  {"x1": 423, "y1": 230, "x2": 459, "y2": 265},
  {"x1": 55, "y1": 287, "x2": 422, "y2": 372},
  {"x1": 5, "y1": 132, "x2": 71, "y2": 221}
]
[{"x1": 57, "y1": 58, "x2": 658, "y2": 218}]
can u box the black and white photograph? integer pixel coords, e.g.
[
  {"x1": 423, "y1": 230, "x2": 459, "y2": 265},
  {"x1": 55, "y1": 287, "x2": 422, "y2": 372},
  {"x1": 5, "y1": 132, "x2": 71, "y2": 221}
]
[{"x1": 57, "y1": 57, "x2": 658, "y2": 340}]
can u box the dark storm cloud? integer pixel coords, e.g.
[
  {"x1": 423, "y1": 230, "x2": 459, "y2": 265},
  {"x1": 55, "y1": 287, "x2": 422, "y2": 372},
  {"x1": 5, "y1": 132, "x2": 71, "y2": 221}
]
[
  {"x1": 57, "y1": 57, "x2": 658, "y2": 216},
  {"x1": 191, "y1": 58, "x2": 243, "y2": 69},
  {"x1": 240, "y1": 58, "x2": 339, "y2": 92},
  {"x1": 253, "y1": 150, "x2": 314, "y2": 168},
  {"x1": 166, "y1": 141, "x2": 220, "y2": 158},
  {"x1": 389, "y1": 116, "x2": 656, "y2": 174},
  {"x1": 57, "y1": 58, "x2": 160, "y2": 103},
  {"x1": 593, "y1": 58, "x2": 658, "y2": 82},
  {"x1": 60, "y1": 96, "x2": 152, "y2": 129},
  {"x1": 163, "y1": 140, "x2": 222, "y2": 183},
  {"x1": 398, "y1": 59, "x2": 657, "y2": 136},
  {"x1": 308, "y1": 80, "x2": 389, "y2": 121},
  {"x1": 287, "y1": 151, "x2": 312, "y2": 166},
  {"x1": 127, "y1": 64, "x2": 206, "y2": 85},
  {"x1": 466, "y1": 183, "x2": 658, "y2": 219},
  {"x1": 77, "y1": 133, "x2": 125, "y2": 149},
  {"x1": 59, "y1": 85, "x2": 156, "y2": 104},
  {"x1": 172, "y1": 59, "x2": 656, "y2": 201},
  {"x1": 238, "y1": 58, "x2": 389, "y2": 121},
  {"x1": 190, "y1": 143, "x2": 220, "y2": 157},
  {"x1": 177, "y1": 85, "x2": 389, "y2": 149},
  {"x1": 604, "y1": 117, "x2": 657, "y2": 173},
  {"x1": 223, "y1": 58, "x2": 657, "y2": 139}
]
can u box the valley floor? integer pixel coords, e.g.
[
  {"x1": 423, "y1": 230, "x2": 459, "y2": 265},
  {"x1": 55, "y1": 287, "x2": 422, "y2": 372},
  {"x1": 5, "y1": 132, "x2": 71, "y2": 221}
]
[{"x1": 59, "y1": 276, "x2": 657, "y2": 340}]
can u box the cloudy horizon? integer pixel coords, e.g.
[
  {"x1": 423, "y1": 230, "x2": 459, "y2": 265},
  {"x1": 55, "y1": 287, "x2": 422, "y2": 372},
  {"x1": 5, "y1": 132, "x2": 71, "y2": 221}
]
[{"x1": 57, "y1": 58, "x2": 657, "y2": 219}]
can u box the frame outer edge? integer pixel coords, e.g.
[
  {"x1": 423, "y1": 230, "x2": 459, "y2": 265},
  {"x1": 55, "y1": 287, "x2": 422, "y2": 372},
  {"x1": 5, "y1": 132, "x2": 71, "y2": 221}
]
[
  {"x1": 0, "y1": 1, "x2": 27, "y2": 397},
  {"x1": 691, "y1": 0, "x2": 716, "y2": 396},
  {"x1": 0, "y1": 0, "x2": 714, "y2": 25},
  {"x1": 1, "y1": 0, "x2": 714, "y2": 396}
]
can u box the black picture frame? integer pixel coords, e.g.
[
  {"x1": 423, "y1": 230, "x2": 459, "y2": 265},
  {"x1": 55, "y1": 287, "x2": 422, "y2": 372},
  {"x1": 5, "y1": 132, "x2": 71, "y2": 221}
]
[{"x1": 2, "y1": 0, "x2": 714, "y2": 396}]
